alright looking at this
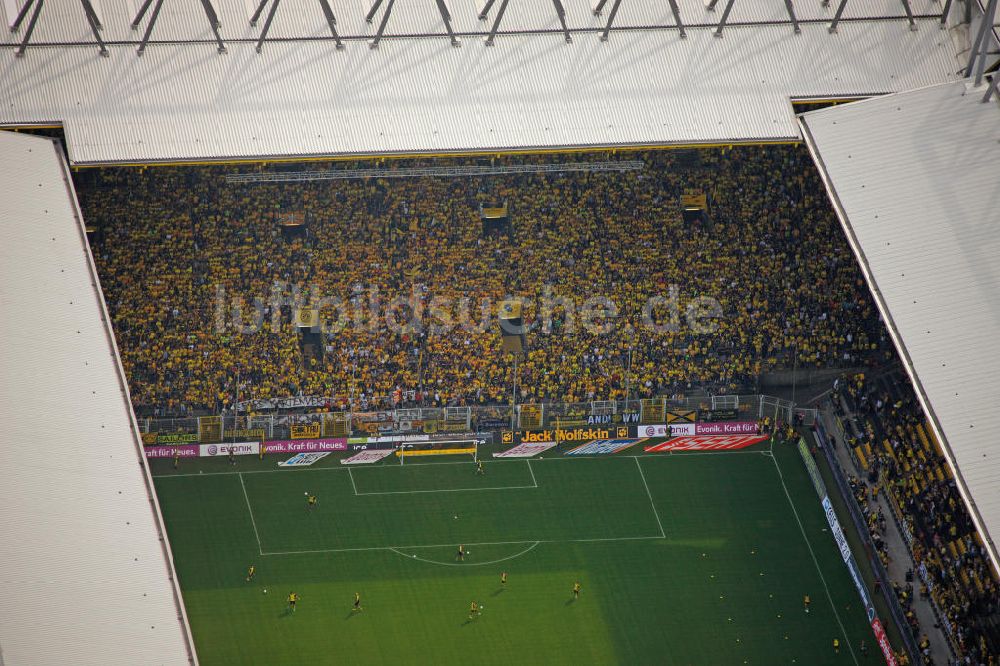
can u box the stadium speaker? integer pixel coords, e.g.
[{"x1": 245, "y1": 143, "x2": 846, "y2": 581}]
[{"x1": 498, "y1": 299, "x2": 526, "y2": 355}]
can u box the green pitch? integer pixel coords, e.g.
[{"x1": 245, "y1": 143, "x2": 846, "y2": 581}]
[{"x1": 152, "y1": 441, "x2": 873, "y2": 664}]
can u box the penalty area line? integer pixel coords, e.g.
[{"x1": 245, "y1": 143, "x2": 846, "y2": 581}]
[
  {"x1": 389, "y1": 541, "x2": 541, "y2": 567},
  {"x1": 260, "y1": 533, "x2": 666, "y2": 557},
  {"x1": 527, "y1": 459, "x2": 538, "y2": 488},
  {"x1": 239, "y1": 472, "x2": 263, "y2": 556},
  {"x1": 634, "y1": 456, "x2": 666, "y2": 538}
]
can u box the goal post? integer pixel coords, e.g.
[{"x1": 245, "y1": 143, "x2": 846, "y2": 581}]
[{"x1": 395, "y1": 438, "x2": 484, "y2": 465}]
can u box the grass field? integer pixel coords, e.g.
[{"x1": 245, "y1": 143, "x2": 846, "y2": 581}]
[{"x1": 151, "y1": 439, "x2": 873, "y2": 665}]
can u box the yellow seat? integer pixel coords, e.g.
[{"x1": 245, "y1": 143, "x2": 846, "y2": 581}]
[
  {"x1": 925, "y1": 423, "x2": 945, "y2": 456},
  {"x1": 916, "y1": 424, "x2": 932, "y2": 453},
  {"x1": 855, "y1": 446, "x2": 868, "y2": 470}
]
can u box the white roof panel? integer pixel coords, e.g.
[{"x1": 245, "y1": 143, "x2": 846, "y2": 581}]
[
  {"x1": 0, "y1": 17, "x2": 959, "y2": 164},
  {"x1": 800, "y1": 81, "x2": 1000, "y2": 576},
  {"x1": 0, "y1": 131, "x2": 196, "y2": 665}
]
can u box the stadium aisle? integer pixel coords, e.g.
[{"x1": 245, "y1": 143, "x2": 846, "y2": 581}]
[{"x1": 821, "y1": 403, "x2": 952, "y2": 665}]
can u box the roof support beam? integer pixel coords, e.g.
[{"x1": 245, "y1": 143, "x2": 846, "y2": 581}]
[
  {"x1": 131, "y1": 0, "x2": 154, "y2": 28},
  {"x1": 366, "y1": 0, "x2": 385, "y2": 23},
  {"x1": 783, "y1": 0, "x2": 801, "y2": 33},
  {"x1": 939, "y1": 0, "x2": 953, "y2": 27},
  {"x1": 551, "y1": 0, "x2": 572, "y2": 42},
  {"x1": 830, "y1": 0, "x2": 916, "y2": 32},
  {"x1": 317, "y1": 0, "x2": 346, "y2": 50},
  {"x1": 254, "y1": 0, "x2": 281, "y2": 52},
  {"x1": 828, "y1": 0, "x2": 848, "y2": 32},
  {"x1": 251, "y1": 0, "x2": 345, "y2": 51},
  {"x1": 965, "y1": 0, "x2": 999, "y2": 84},
  {"x1": 79, "y1": 0, "x2": 109, "y2": 55},
  {"x1": 900, "y1": 0, "x2": 917, "y2": 30},
  {"x1": 434, "y1": 0, "x2": 461, "y2": 46},
  {"x1": 484, "y1": 0, "x2": 510, "y2": 46},
  {"x1": 599, "y1": 0, "x2": 622, "y2": 41},
  {"x1": 478, "y1": 0, "x2": 497, "y2": 20},
  {"x1": 668, "y1": 0, "x2": 687, "y2": 38},
  {"x1": 198, "y1": 0, "x2": 227, "y2": 51},
  {"x1": 983, "y1": 72, "x2": 1000, "y2": 102},
  {"x1": 134, "y1": 0, "x2": 226, "y2": 55},
  {"x1": 250, "y1": 0, "x2": 269, "y2": 25},
  {"x1": 600, "y1": 0, "x2": 685, "y2": 41},
  {"x1": 135, "y1": 0, "x2": 165, "y2": 55},
  {"x1": 12, "y1": 0, "x2": 43, "y2": 58},
  {"x1": 369, "y1": 0, "x2": 395, "y2": 48},
  {"x1": 11, "y1": 0, "x2": 108, "y2": 58},
  {"x1": 713, "y1": 0, "x2": 736, "y2": 37},
  {"x1": 366, "y1": 0, "x2": 459, "y2": 48}
]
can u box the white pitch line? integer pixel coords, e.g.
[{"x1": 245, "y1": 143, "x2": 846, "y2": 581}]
[
  {"x1": 153, "y1": 449, "x2": 770, "y2": 479},
  {"x1": 348, "y1": 467, "x2": 359, "y2": 496},
  {"x1": 390, "y1": 541, "x2": 541, "y2": 567},
  {"x1": 239, "y1": 472, "x2": 263, "y2": 556},
  {"x1": 634, "y1": 456, "x2": 666, "y2": 538},
  {"x1": 355, "y1": 484, "x2": 538, "y2": 496},
  {"x1": 526, "y1": 459, "x2": 538, "y2": 488},
  {"x1": 771, "y1": 450, "x2": 859, "y2": 666},
  {"x1": 260, "y1": 534, "x2": 666, "y2": 557}
]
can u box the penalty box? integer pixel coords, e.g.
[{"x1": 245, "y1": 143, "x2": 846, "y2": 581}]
[{"x1": 239, "y1": 457, "x2": 667, "y2": 556}]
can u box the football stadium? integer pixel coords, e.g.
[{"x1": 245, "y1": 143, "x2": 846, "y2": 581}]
[{"x1": 1, "y1": 1, "x2": 999, "y2": 665}]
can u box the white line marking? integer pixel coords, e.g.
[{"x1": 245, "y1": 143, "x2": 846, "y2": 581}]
[
  {"x1": 634, "y1": 456, "x2": 666, "y2": 538},
  {"x1": 153, "y1": 449, "x2": 767, "y2": 479},
  {"x1": 348, "y1": 467, "x2": 359, "y2": 496},
  {"x1": 153, "y1": 450, "x2": 769, "y2": 478},
  {"x1": 239, "y1": 473, "x2": 263, "y2": 556},
  {"x1": 355, "y1": 484, "x2": 538, "y2": 496},
  {"x1": 389, "y1": 541, "x2": 541, "y2": 567},
  {"x1": 526, "y1": 459, "x2": 538, "y2": 488},
  {"x1": 261, "y1": 534, "x2": 665, "y2": 557},
  {"x1": 770, "y1": 444, "x2": 859, "y2": 666}
]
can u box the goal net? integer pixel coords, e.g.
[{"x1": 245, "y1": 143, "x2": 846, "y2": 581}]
[{"x1": 395, "y1": 439, "x2": 484, "y2": 464}]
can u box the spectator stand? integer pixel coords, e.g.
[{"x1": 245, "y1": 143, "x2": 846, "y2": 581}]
[{"x1": 827, "y1": 371, "x2": 1000, "y2": 664}]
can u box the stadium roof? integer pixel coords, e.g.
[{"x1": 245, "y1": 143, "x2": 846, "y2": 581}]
[
  {"x1": 800, "y1": 80, "x2": 1000, "y2": 577},
  {"x1": 1, "y1": 0, "x2": 961, "y2": 164},
  {"x1": 0, "y1": 131, "x2": 196, "y2": 665}
]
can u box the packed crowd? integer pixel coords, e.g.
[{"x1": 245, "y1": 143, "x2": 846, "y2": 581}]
[
  {"x1": 76, "y1": 147, "x2": 887, "y2": 415},
  {"x1": 835, "y1": 373, "x2": 999, "y2": 664}
]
